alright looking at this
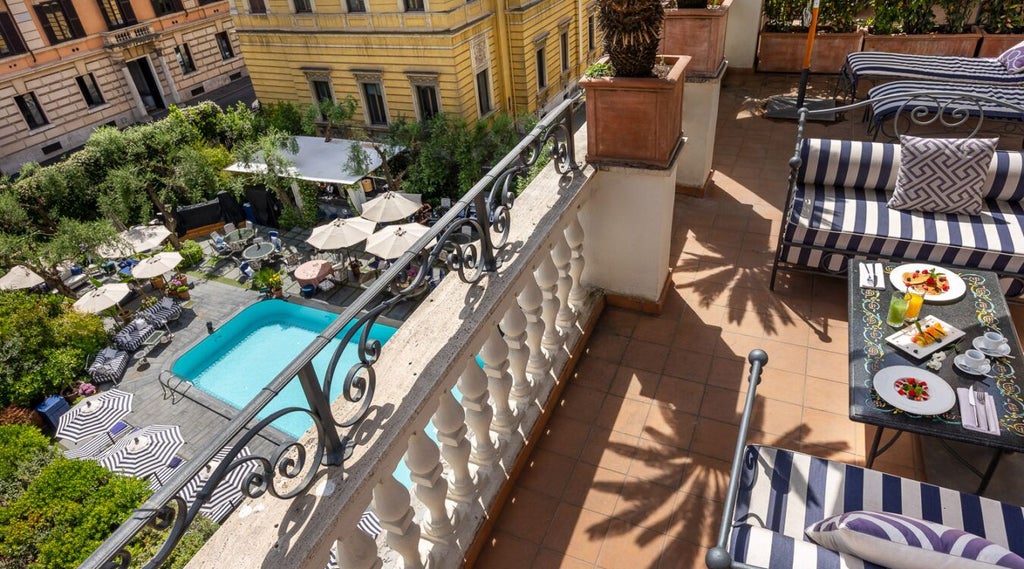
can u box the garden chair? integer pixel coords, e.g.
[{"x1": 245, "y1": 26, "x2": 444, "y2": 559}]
[{"x1": 86, "y1": 347, "x2": 131, "y2": 385}]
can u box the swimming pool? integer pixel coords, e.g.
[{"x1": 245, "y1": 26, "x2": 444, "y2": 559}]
[{"x1": 172, "y1": 300, "x2": 398, "y2": 439}]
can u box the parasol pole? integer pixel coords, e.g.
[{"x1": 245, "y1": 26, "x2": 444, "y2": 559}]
[{"x1": 795, "y1": 0, "x2": 821, "y2": 109}]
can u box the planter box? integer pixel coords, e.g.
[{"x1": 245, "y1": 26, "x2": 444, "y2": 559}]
[
  {"x1": 660, "y1": 0, "x2": 730, "y2": 78},
  {"x1": 862, "y1": 33, "x2": 981, "y2": 57},
  {"x1": 580, "y1": 55, "x2": 689, "y2": 169},
  {"x1": 756, "y1": 31, "x2": 863, "y2": 73},
  {"x1": 977, "y1": 30, "x2": 1024, "y2": 58}
]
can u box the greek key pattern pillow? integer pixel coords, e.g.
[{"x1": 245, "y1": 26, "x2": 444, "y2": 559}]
[
  {"x1": 998, "y1": 39, "x2": 1024, "y2": 73},
  {"x1": 888, "y1": 136, "x2": 997, "y2": 215}
]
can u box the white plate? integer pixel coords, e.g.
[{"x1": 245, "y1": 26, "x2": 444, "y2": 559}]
[
  {"x1": 954, "y1": 354, "x2": 991, "y2": 376},
  {"x1": 885, "y1": 315, "x2": 966, "y2": 359},
  {"x1": 889, "y1": 264, "x2": 967, "y2": 303},
  {"x1": 972, "y1": 336, "x2": 1012, "y2": 357},
  {"x1": 873, "y1": 366, "x2": 957, "y2": 415}
]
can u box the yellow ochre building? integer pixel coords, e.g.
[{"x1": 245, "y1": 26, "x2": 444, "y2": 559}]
[{"x1": 229, "y1": 0, "x2": 600, "y2": 126}]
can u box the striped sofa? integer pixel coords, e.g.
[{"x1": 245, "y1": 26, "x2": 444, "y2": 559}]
[{"x1": 770, "y1": 137, "x2": 1024, "y2": 295}]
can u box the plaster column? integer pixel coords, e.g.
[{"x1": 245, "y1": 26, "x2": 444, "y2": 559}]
[
  {"x1": 676, "y1": 65, "x2": 723, "y2": 194},
  {"x1": 119, "y1": 65, "x2": 149, "y2": 121},
  {"x1": 725, "y1": 0, "x2": 763, "y2": 70},
  {"x1": 154, "y1": 50, "x2": 181, "y2": 105},
  {"x1": 581, "y1": 156, "x2": 678, "y2": 308}
]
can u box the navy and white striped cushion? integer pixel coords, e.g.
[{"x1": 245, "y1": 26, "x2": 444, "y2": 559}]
[
  {"x1": 732, "y1": 524, "x2": 886, "y2": 568},
  {"x1": 730, "y1": 446, "x2": 1024, "y2": 565},
  {"x1": 845, "y1": 52, "x2": 1024, "y2": 86},
  {"x1": 807, "y1": 511, "x2": 1024, "y2": 569},
  {"x1": 782, "y1": 139, "x2": 1024, "y2": 277},
  {"x1": 868, "y1": 81, "x2": 1024, "y2": 126}
]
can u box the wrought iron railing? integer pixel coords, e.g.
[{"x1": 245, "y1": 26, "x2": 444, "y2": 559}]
[{"x1": 82, "y1": 93, "x2": 582, "y2": 569}]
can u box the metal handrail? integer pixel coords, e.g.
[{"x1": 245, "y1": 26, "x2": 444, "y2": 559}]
[
  {"x1": 705, "y1": 349, "x2": 768, "y2": 569},
  {"x1": 82, "y1": 93, "x2": 582, "y2": 568}
]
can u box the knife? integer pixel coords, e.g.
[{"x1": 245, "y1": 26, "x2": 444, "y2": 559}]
[
  {"x1": 865, "y1": 263, "x2": 875, "y2": 288},
  {"x1": 968, "y1": 385, "x2": 981, "y2": 428}
]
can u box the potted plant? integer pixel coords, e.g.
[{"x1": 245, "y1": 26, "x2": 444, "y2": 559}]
[
  {"x1": 863, "y1": 0, "x2": 981, "y2": 56},
  {"x1": 976, "y1": 0, "x2": 1024, "y2": 57},
  {"x1": 579, "y1": 0, "x2": 688, "y2": 169},
  {"x1": 267, "y1": 272, "x2": 284, "y2": 298},
  {"x1": 756, "y1": 0, "x2": 867, "y2": 73},
  {"x1": 660, "y1": 0, "x2": 732, "y2": 78},
  {"x1": 167, "y1": 273, "x2": 190, "y2": 300}
]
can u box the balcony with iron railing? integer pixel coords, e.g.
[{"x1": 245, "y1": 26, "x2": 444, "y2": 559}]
[{"x1": 81, "y1": 94, "x2": 620, "y2": 569}]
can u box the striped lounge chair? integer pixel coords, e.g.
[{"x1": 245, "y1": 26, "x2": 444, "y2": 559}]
[
  {"x1": 865, "y1": 81, "x2": 1024, "y2": 140},
  {"x1": 112, "y1": 318, "x2": 157, "y2": 352},
  {"x1": 138, "y1": 297, "x2": 182, "y2": 327},
  {"x1": 86, "y1": 347, "x2": 131, "y2": 385},
  {"x1": 839, "y1": 52, "x2": 1024, "y2": 102},
  {"x1": 708, "y1": 351, "x2": 1024, "y2": 569},
  {"x1": 771, "y1": 137, "x2": 1024, "y2": 296}
]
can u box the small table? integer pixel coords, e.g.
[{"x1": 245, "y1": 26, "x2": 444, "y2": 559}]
[
  {"x1": 225, "y1": 227, "x2": 255, "y2": 245},
  {"x1": 138, "y1": 329, "x2": 168, "y2": 367},
  {"x1": 242, "y1": 242, "x2": 276, "y2": 267},
  {"x1": 848, "y1": 263, "x2": 1024, "y2": 493}
]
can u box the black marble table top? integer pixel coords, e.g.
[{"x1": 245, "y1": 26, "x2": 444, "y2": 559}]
[{"x1": 848, "y1": 263, "x2": 1024, "y2": 451}]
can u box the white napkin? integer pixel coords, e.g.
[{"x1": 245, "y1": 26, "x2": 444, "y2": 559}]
[
  {"x1": 859, "y1": 262, "x2": 886, "y2": 289},
  {"x1": 956, "y1": 387, "x2": 1000, "y2": 435}
]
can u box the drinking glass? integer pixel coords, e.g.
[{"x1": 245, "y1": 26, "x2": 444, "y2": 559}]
[
  {"x1": 904, "y1": 288, "x2": 924, "y2": 322},
  {"x1": 886, "y1": 292, "x2": 908, "y2": 327}
]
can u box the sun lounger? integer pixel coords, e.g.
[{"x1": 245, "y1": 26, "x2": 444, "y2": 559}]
[
  {"x1": 86, "y1": 347, "x2": 131, "y2": 384},
  {"x1": 866, "y1": 81, "x2": 1024, "y2": 140},
  {"x1": 112, "y1": 318, "x2": 157, "y2": 352},
  {"x1": 839, "y1": 51, "x2": 1024, "y2": 101},
  {"x1": 138, "y1": 297, "x2": 183, "y2": 327},
  {"x1": 65, "y1": 420, "x2": 134, "y2": 459}
]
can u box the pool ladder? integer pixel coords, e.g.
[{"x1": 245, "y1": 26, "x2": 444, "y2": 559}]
[{"x1": 158, "y1": 369, "x2": 192, "y2": 404}]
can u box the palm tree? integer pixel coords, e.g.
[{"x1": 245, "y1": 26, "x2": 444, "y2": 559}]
[{"x1": 597, "y1": 0, "x2": 665, "y2": 77}]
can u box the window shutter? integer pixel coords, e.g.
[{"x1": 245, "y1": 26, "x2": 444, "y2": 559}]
[
  {"x1": 116, "y1": 0, "x2": 137, "y2": 25},
  {"x1": 0, "y1": 12, "x2": 25, "y2": 54},
  {"x1": 59, "y1": 0, "x2": 85, "y2": 37},
  {"x1": 34, "y1": 5, "x2": 58, "y2": 43}
]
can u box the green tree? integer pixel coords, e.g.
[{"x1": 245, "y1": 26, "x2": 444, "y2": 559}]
[
  {"x1": 232, "y1": 128, "x2": 300, "y2": 209},
  {"x1": 302, "y1": 97, "x2": 358, "y2": 142},
  {"x1": 0, "y1": 218, "x2": 119, "y2": 297}
]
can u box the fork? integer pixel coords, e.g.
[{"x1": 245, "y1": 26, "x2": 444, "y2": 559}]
[
  {"x1": 968, "y1": 385, "x2": 982, "y2": 428},
  {"x1": 865, "y1": 263, "x2": 875, "y2": 288}
]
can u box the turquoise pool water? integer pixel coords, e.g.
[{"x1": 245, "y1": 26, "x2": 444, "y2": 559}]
[{"x1": 172, "y1": 300, "x2": 398, "y2": 439}]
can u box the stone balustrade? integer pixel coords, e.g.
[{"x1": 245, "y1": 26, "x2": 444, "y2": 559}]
[{"x1": 101, "y1": 23, "x2": 156, "y2": 49}]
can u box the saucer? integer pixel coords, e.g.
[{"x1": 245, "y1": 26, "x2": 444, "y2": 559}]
[
  {"x1": 972, "y1": 337, "x2": 1011, "y2": 357},
  {"x1": 954, "y1": 354, "x2": 991, "y2": 376}
]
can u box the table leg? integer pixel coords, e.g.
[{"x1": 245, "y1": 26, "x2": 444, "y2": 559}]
[
  {"x1": 977, "y1": 450, "x2": 1006, "y2": 495},
  {"x1": 866, "y1": 426, "x2": 904, "y2": 468}
]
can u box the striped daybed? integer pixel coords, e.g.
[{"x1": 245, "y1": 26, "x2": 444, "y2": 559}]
[
  {"x1": 866, "y1": 82, "x2": 1024, "y2": 141},
  {"x1": 706, "y1": 351, "x2": 1024, "y2": 569},
  {"x1": 770, "y1": 95, "x2": 1024, "y2": 297},
  {"x1": 838, "y1": 52, "x2": 1024, "y2": 102}
]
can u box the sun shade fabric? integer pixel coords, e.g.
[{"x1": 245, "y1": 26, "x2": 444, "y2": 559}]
[
  {"x1": 888, "y1": 136, "x2": 998, "y2": 215},
  {"x1": 998, "y1": 40, "x2": 1024, "y2": 73},
  {"x1": 806, "y1": 511, "x2": 1024, "y2": 569}
]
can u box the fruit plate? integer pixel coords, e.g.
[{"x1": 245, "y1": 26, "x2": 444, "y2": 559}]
[
  {"x1": 873, "y1": 365, "x2": 956, "y2": 415},
  {"x1": 885, "y1": 315, "x2": 965, "y2": 359},
  {"x1": 889, "y1": 263, "x2": 966, "y2": 303}
]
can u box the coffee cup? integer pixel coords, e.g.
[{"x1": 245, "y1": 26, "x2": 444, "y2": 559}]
[
  {"x1": 980, "y1": 331, "x2": 1008, "y2": 352},
  {"x1": 962, "y1": 349, "x2": 988, "y2": 371}
]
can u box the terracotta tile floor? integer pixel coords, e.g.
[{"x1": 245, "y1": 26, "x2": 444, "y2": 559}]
[{"x1": 475, "y1": 71, "x2": 1024, "y2": 569}]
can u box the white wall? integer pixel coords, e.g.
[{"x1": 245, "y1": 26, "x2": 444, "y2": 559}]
[{"x1": 725, "y1": 0, "x2": 763, "y2": 70}]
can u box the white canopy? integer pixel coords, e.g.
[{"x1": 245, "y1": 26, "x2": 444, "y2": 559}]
[{"x1": 224, "y1": 137, "x2": 393, "y2": 186}]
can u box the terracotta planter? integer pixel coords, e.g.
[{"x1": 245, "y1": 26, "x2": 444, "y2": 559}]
[
  {"x1": 581, "y1": 55, "x2": 690, "y2": 169},
  {"x1": 862, "y1": 33, "x2": 981, "y2": 57},
  {"x1": 977, "y1": 30, "x2": 1024, "y2": 58},
  {"x1": 756, "y1": 31, "x2": 864, "y2": 73},
  {"x1": 660, "y1": 0, "x2": 730, "y2": 78}
]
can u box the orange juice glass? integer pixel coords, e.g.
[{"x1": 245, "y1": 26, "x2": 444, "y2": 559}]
[{"x1": 904, "y1": 288, "x2": 924, "y2": 322}]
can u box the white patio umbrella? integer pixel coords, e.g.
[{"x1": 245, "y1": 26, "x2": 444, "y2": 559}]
[
  {"x1": 306, "y1": 217, "x2": 376, "y2": 251},
  {"x1": 179, "y1": 445, "x2": 259, "y2": 523},
  {"x1": 131, "y1": 251, "x2": 183, "y2": 279},
  {"x1": 98, "y1": 225, "x2": 172, "y2": 258},
  {"x1": 97, "y1": 424, "x2": 185, "y2": 478},
  {"x1": 365, "y1": 223, "x2": 430, "y2": 260},
  {"x1": 56, "y1": 389, "x2": 134, "y2": 443},
  {"x1": 0, "y1": 265, "x2": 44, "y2": 290},
  {"x1": 73, "y1": 283, "x2": 132, "y2": 313},
  {"x1": 359, "y1": 192, "x2": 422, "y2": 223}
]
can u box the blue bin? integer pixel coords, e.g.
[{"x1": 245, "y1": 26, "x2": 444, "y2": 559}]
[
  {"x1": 35, "y1": 395, "x2": 70, "y2": 431},
  {"x1": 242, "y1": 203, "x2": 257, "y2": 224},
  {"x1": 301, "y1": 285, "x2": 316, "y2": 299}
]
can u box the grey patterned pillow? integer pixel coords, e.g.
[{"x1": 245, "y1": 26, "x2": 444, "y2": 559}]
[
  {"x1": 997, "y1": 39, "x2": 1024, "y2": 73},
  {"x1": 888, "y1": 136, "x2": 997, "y2": 215}
]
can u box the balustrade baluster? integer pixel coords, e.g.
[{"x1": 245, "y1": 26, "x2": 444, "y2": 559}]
[
  {"x1": 457, "y1": 360, "x2": 499, "y2": 465},
  {"x1": 336, "y1": 533, "x2": 382, "y2": 569},
  {"x1": 432, "y1": 390, "x2": 476, "y2": 503},
  {"x1": 481, "y1": 324, "x2": 516, "y2": 432},
  {"x1": 566, "y1": 215, "x2": 587, "y2": 310},
  {"x1": 536, "y1": 255, "x2": 563, "y2": 354},
  {"x1": 552, "y1": 234, "x2": 575, "y2": 332},
  {"x1": 373, "y1": 475, "x2": 423, "y2": 569},
  {"x1": 501, "y1": 303, "x2": 532, "y2": 412},
  {"x1": 405, "y1": 431, "x2": 455, "y2": 543},
  {"x1": 518, "y1": 279, "x2": 550, "y2": 383}
]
